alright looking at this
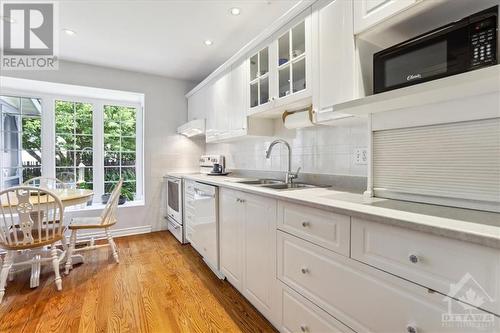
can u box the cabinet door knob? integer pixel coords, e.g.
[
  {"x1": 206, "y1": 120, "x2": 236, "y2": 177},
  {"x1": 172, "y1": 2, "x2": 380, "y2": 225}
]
[
  {"x1": 302, "y1": 221, "x2": 310, "y2": 227},
  {"x1": 240, "y1": 199, "x2": 246, "y2": 203},
  {"x1": 301, "y1": 267, "x2": 309, "y2": 274},
  {"x1": 408, "y1": 254, "x2": 419, "y2": 264},
  {"x1": 406, "y1": 325, "x2": 417, "y2": 333},
  {"x1": 300, "y1": 325, "x2": 308, "y2": 332}
]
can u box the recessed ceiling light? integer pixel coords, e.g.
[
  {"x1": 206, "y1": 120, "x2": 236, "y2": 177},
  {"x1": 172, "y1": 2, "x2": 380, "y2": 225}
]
[
  {"x1": 0, "y1": 16, "x2": 15, "y2": 23},
  {"x1": 204, "y1": 40, "x2": 213, "y2": 46},
  {"x1": 63, "y1": 29, "x2": 76, "y2": 36},
  {"x1": 230, "y1": 7, "x2": 241, "y2": 16}
]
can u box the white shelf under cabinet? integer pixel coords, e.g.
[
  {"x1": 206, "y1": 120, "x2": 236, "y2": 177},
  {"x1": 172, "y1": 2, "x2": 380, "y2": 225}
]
[{"x1": 330, "y1": 65, "x2": 500, "y2": 118}]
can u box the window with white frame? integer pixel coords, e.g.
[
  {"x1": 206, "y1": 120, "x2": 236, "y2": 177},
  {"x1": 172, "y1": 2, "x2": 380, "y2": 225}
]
[
  {"x1": 103, "y1": 105, "x2": 137, "y2": 200},
  {"x1": 0, "y1": 95, "x2": 42, "y2": 188},
  {"x1": 0, "y1": 87, "x2": 143, "y2": 206},
  {"x1": 55, "y1": 100, "x2": 94, "y2": 189}
]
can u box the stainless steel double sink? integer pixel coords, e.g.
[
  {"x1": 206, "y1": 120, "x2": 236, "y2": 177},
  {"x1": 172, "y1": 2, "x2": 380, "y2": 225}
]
[{"x1": 236, "y1": 179, "x2": 319, "y2": 190}]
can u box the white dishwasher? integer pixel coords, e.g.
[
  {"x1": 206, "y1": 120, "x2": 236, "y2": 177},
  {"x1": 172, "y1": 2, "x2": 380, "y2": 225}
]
[{"x1": 186, "y1": 181, "x2": 221, "y2": 277}]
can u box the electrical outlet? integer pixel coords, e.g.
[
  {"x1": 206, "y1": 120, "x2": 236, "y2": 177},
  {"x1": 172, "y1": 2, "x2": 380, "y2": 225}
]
[{"x1": 354, "y1": 148, "x2": 368, "y2": 165}]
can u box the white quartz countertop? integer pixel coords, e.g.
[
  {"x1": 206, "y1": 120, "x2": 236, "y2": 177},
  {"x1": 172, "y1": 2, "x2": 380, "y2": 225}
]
[{"x1": 171, "y1": 173, "x2": 500, "y2": 249}]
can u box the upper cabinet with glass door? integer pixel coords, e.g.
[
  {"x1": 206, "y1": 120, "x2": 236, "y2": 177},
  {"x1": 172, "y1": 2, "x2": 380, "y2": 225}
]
[
  {"x1": 249, "y1": 47, "x2": 270, "y2": 110},
  {"x1": 278, "y1": 21, "x2": 307, "y2": 99},
  {"x1": 247, "y1": 11, "x2": 311, "y2": 116},
  {"x1": 274, "y1": 13, "x2": 311, "y2": 111}
]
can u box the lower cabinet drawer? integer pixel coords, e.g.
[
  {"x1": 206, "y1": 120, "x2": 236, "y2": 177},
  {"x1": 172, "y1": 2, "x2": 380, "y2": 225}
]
[
  {"x1": 281, "y1": 284, "x2": 354, "y2": 333},
  {"x1": 277, "y1": 201, "x2": 350, "y2": 256},
  {"x1": 167, "y1": 220, "x2": 183, "y2": 243},
  {"x1": 277, "y1": 231, "x2": 498, "y2": 333},
  {"x1": 351, "y1": 218, "x2": 500, "y2": 315}
]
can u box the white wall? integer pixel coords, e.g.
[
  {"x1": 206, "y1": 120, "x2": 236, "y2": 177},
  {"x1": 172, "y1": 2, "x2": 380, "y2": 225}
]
[
  {"x1": 1, "y1": 60, "x2": 205, "y2": 235},
  {"x1": 206, "y1": 117, "x2": 368, "y2": 177}
]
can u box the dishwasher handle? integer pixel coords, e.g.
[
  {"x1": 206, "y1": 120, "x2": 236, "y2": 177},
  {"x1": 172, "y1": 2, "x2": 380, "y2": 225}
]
[{"x1": 194, "y1": 188, "x2": 215, "y2": 200}]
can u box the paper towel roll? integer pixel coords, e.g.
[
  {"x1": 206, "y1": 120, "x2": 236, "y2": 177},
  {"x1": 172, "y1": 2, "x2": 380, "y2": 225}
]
[{"x1": 283, "y1": 110, "x2": 314, "y2": 129}]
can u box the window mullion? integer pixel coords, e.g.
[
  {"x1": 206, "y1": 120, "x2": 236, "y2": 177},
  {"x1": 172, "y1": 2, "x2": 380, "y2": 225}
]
[
  {"x1": 93, "y1": 100, "x2": 104, "y2": 201},
  {"x1": 42, "y1": 96, "x2": 55, "y2": 178}
]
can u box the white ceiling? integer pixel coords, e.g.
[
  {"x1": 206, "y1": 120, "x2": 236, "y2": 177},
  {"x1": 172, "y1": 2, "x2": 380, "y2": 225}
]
[{"x1": 58, "y1": 0, "x2": 300, "y2": 83}]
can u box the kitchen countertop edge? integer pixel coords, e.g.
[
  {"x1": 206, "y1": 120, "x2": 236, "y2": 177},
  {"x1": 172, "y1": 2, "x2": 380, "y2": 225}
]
[{"x1": 173, "y1": 173, "x2": 500, "y2": 249}]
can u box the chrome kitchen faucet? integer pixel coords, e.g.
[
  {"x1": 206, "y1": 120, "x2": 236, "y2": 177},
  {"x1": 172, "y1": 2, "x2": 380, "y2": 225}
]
[{"x1": 265, "y1": 139, "x2": 301, "y2": 184}]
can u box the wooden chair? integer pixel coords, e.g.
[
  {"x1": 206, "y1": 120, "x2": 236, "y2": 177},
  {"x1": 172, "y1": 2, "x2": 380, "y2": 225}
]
[
  {"x1": 23, "y1": 177, "x2": 68, "y2": 190},
  {"x1": 65, "y1": 179, "x2": 123, "y2": 274},
  {"x1": 0, "y1": 186, "x2": 66, "y2": 303}
]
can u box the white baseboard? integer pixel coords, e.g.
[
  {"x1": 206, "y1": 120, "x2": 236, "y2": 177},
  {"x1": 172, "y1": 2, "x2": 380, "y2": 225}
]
[{"x1": 75, "y1": 225, "x2": 152, "y2": 242}]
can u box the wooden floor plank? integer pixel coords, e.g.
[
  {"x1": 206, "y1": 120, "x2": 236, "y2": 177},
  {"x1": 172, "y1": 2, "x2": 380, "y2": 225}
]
[{"x1": 0, "y1": 231, "x2": 277, "y2": 333}]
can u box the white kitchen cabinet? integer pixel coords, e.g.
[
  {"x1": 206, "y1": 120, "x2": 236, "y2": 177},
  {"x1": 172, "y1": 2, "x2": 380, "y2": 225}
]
[
  {"x1": 281, "y1": 284, "x2": 355, "y2": 333},
  {"x1": 228, "y1": 59, "x2": 248, "y2": 135},
  {"x1": 218, "y1": 188, "x2": 280, "y2": 327},
  {"x1": 247, "y1": 9, "x2": 312, "y2": 116},
  {"x1": 205, "y1": 69, "x2": 231, "y2": 142},
  {"x1": 351, "y1": 218, "x2": 500, "y2": 315},
  {"x1": 205, "y1": 59, "x2": 274, "y2": 143},
  {"x1": 243, "y1": 192, "x2": 279, "y2": 325},
  {"x1": 212, "y1": 70, "x2": 231, "y2": 134},
  {"x1": 278, "y1": 230, "x2": 499, "y2": 333},
  {"x1": 353, "y1": 0, "x2": 420, "y2": 34},
  {"x1": 311, "y1": 0, "x2": 357, "y2": 123},
  {"x1": 249, "y1": 46, "x2": 272, "y2": 111},
  {"x1": 187, "y1": 88, "x2": 205, "y2": 122},
  {"x1": 219, "y1": 188, "x2": 243, "y2": 290},
  {"x1": 204, "y1": 83, "x2": 217, "y2": 142},
  {"x1": 273, "y1": 13, "x2": 312, "y2": 110},
  {"x1": 277, "y1": 201, "x2": 351, "y2": 256}
]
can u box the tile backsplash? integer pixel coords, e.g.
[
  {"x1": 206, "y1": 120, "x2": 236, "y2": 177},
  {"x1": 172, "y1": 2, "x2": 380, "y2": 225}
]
[{"x1": 206, "y1": 117, "x2": 368, "y2": 176}]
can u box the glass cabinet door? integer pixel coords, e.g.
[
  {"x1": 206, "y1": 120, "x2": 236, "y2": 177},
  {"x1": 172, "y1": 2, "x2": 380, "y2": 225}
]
[
  {"x1": 277, "y1": 20, "x2": 306, "y2": 100},
  {"x1": 249, "y1": 46, "x2": 270, "y2": 108},
  {"x1": 250, "y1": 82, "x2": 259, "y2": 108},
  {"x1": 250, "y1": 54, "x2": 258, "y2": 81}
]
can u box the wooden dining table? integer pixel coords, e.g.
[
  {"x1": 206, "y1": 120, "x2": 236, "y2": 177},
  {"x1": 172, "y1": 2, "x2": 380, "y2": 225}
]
[
  {"x1": 1, "y1": 188, "x2": 94, "y2": 288},
  {"x1": 0, "y1": 188, "x2": 94, "y2": 208}
]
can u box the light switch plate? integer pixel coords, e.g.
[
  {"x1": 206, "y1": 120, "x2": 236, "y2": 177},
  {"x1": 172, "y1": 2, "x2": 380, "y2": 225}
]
[{"x1": 354, "y1": 148, "x2": 368, "y2": 165}]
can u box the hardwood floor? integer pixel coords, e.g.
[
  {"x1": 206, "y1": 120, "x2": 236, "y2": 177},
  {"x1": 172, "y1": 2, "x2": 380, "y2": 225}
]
[{"x1": 0, "y1": 231, "x2": 278, "y2": 333}]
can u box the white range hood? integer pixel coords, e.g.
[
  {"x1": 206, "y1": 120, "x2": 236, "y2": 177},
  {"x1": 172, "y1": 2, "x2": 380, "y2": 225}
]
[{"x1": 177, "y1": 118, "x2": 205, "y2": 138}]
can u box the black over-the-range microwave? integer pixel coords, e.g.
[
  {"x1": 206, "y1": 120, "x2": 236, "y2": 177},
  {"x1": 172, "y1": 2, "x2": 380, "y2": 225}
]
[{"x1": 373, "y1": 6, "x2": 498, "y2": 94}]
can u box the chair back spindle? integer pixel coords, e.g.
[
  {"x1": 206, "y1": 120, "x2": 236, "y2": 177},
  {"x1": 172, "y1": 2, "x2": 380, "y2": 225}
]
[
  {"x1": 0, "y1": 187, "x2": 64, "y2": 250},
  {"x1": 101, "y1": 179, "x2": 123, "y2": 227}
]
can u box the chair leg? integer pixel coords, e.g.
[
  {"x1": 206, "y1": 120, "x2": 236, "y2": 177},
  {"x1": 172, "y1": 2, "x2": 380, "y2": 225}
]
[
  {"x1": 65, "y1": 230, "x2": 77, "y2": 275},
  {"x1": 105, "y1": 229, "x2": 119, "y2": 264},
  {"x1": 51, "y1": 246, "x2": 62, "y2": 291},
  {"x1": 0, "y1": 252, "x2": 13, "y2": 303}
]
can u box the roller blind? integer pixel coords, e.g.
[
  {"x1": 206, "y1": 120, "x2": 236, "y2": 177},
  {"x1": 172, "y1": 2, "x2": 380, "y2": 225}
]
[{"x1": 373, "y1": 118, "x2": 500, "y2": 211}]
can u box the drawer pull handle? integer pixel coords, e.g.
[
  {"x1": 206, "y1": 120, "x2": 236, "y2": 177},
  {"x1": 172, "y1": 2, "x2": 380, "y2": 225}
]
[
  {"x1": 301, "y1": 221, "x2": 310, "y2": 227},
  {"x1": 301, "y1": 267, "x2": 309, "y2": 274},
  {"x1": 408, "y1": 254, "x2": 419, "y2": 264},
  {"x1": 406, "y1": 325, "x2": 417, "y2": 333},
  {"x1": 300, "y1": 325, "x2": 308, "y2": 332}
]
